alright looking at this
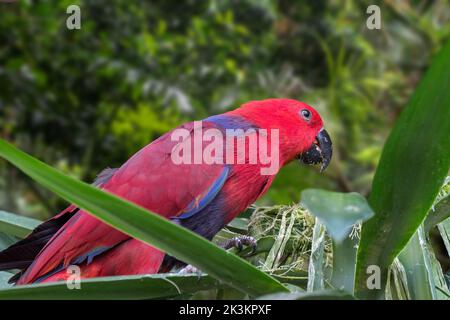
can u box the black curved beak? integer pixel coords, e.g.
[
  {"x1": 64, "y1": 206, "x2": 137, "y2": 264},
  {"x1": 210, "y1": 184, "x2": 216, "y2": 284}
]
[{"x1": 298, "y1": 128, "x2": 333, "y2": 172}]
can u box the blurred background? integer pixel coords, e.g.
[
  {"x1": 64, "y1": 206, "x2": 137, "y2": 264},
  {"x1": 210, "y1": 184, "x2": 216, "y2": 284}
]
[{"x1": 0, "y1": 0, "x2": 449, "y2": 220}]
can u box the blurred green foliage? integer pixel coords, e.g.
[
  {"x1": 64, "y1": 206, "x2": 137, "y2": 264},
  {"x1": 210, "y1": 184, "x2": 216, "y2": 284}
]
[{"x1": 0, "y1": 0, "x2": 449, "y2": 219}]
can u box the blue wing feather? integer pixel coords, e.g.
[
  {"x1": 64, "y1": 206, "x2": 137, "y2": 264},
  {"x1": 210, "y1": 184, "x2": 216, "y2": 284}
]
[{"x1": 176, "y1": 166, "x2": 230, "y2": 220}]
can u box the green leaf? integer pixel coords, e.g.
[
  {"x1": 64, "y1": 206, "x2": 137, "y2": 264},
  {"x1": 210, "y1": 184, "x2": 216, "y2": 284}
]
[
  {"x1": 0, "y1": 274, "x2": 223, "y2": 300},
  {"x1": 0, "y1": 210, "x2": 41, "y2": 238},
  {"x1": 301, "y1": 189, "x2": 374, "y2": 242},
  {"x1": 393, "y1": 224, "x2": 449, "y2": 300},
  {"x1": 397, "y1": 225, "x2": 436, "y2": 299},
  {"x1": 0, "y1": 232, "x2": 18, "y2": 251},
  {"x1": 301, "y1": 190, "x2": 373, "y2": 294},
  {"x1": 426, "y1": 234, "x2": 450, "y2": 300},
  {"x1": 0, "y1": 139, "x2": 288, "y2": 297},
  {"x1": 386, "y1": 258, "x2": 411, "y2": 300},
  {"x1": 0, "y1": 272, "x2": 13, "y2": 289},
  {"x1": 331, "y1": 232, "x2": 359, "y2": 294},
  {"x1": 438, "y1": 219, "x2": 450, "y2": 256},
  {"x1": 271, "y1": 270, "x2": 308, "y2": 289},
  {"x1": 226, "y1": 217, "x2": 249, "y2": 233},
  {"x1": 355, "y1": 40, "x2": 450, "y2": 299},
  {"x1": 424, "y1": 179, "x2": 450, "y2": 231},
  {"x1": 258, "y1": 290, "x2": 356, "y2": 300},
  {"x1": 307, "y1": 218, "x2": 327, "y2": 292},
  {"x1": 425, "y1": 196, "x2": 450, "y2": 232}
]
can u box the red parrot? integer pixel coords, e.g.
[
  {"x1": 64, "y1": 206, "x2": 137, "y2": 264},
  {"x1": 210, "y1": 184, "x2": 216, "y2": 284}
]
[{"x1": 0, "y1": 98, "x2": 332, "y2": 284}]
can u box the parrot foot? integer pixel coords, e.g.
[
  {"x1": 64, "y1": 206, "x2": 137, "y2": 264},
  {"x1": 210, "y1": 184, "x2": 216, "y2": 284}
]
[
  {"x1": 178, "y1": 264, "x2": 202, "y2": 276},
  {"x1": 222, "y1": 235, "x2": 257, "y2": 255}
]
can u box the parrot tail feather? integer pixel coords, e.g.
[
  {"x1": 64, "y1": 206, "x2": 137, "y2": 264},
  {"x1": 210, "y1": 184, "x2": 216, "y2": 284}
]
[{"x1": 0, "y1": 206, "x2": 78, "y2": 283}]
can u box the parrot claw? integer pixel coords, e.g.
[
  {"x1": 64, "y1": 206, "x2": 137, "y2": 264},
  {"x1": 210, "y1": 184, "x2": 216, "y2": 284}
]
[
  {"x1": 178, "y1": 264, "x2": 202, "y2": 277},
  {"x1": 222, "y1": 235, "x2": 257, "y2": 256}
]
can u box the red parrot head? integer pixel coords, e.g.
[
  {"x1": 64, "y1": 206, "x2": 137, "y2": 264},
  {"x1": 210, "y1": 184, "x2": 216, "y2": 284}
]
[{"x1": 230, "y1": 98, "x2": 333, "y2": 171}]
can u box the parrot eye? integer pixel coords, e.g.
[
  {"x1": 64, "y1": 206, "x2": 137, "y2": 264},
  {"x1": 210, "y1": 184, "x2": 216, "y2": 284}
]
[{"x1": 300, "y1": 109, "x2": 312, "y2": 121}]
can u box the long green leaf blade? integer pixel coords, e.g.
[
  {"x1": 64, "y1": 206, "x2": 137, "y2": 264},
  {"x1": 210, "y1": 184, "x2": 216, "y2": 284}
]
[
  {"x1": 398, "y1": 225, "x2": 436, "y2": 299},
  {"x1": 0, "y1": 139, "x2": 287, "y2": 297},
  {"x1": 258, "y1": 289, "x2": 356, "y2": 300},
  {"x1": 0, "y1": 232, "x2": 18, "y2": 251},
  {"x1": 331, "y1": 233, "x2": 359, "y2": 294},
  {"x1": 0, "y1": 274, "x2": 223, "y2": 300},
  {"x1": 355, "y1": 40, "x2": 450, "y2": 299},
  {"x1": 0, "y1": 210, "x2": 41, "y2": 238}
]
